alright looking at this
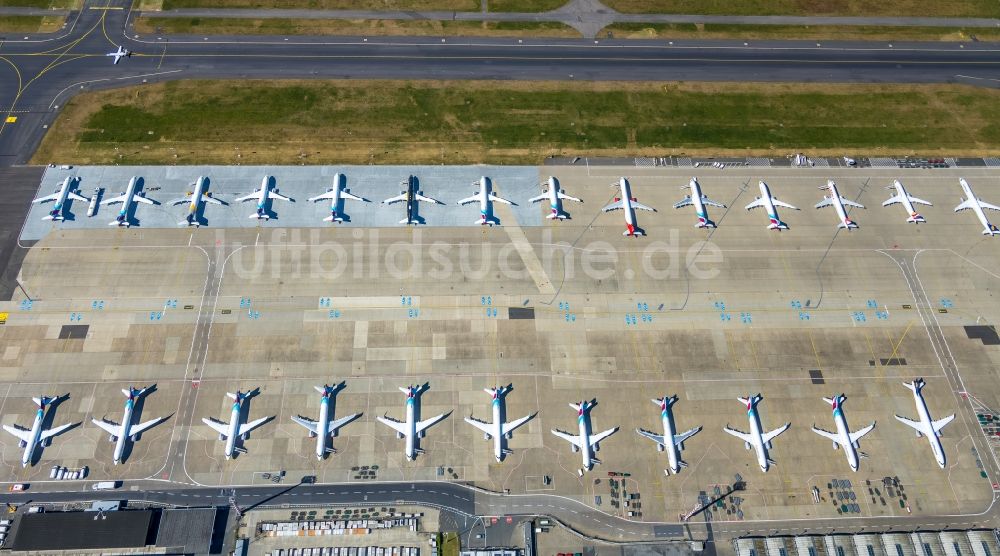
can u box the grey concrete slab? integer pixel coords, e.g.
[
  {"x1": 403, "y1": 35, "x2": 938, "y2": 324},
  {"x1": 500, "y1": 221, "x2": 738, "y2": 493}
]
[{"x1": 21, "y1": 166, "x2": 544, "y2": 241}]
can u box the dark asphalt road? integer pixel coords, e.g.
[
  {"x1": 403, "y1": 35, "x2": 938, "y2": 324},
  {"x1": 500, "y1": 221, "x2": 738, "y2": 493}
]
[{"x1": 1, "y1": 0, "x2": 1000, "y2": 165}]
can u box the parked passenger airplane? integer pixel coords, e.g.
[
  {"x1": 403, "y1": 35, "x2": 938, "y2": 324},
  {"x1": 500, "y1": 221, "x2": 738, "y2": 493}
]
[
  {"x1": 235, "y1": 176, "x2": 293, "y2": 220},
  {"x1": 91, "y1": 386, "x2": 169, "y2": 465},
  {"x1": 745, "y1": 181, "x2": 798, "y2": 230},
  {"x1": 291, "y1": 384, "x2": 362, "y2": 460},
  {"x1": 3, "y1": 396, "x2": 78, "y2": 467},
  {"x1": 102, "y1": 176, "x2": 157, "y2": 227},
  {"x1": 883, "y1": 180, "x2": 931, "y2": 223},
  {"x1": 815, "y1": 180, "x2": 864, "y2": 229},
  {"x1": 636, "y1": 396, "x2": 702, "y2": 476},
  {"x1": 811, "y1": 394, "x2": 876, "y2": 472},
  {"x1": 32, "y1": 177, "x2": 89, "y2": 221},
  {"x1": 529, "y1": 176, "x2": 581, "y2": 220},
  {"x1": 377, "y1": 385, "x2": 451, "y2": 461},
  {"x1": 107, "y1": 45, "x2": 130, "y2": 64},
  {"x1": 170, "y1": 176, "x2": 225, "y2": 227},
  {"x1": 308, "y1": 173, "x2": 368, "y2": 222},
  {"x1": 602, "y1": 178, "x2": 655, "y2": 236},
  {"x1": 202, "y1": 388, "x2": 273, "y2": 459},
  {"x1": 383, "y1": 176, "x2": 443, "y2": 225},
  {"x1": 954, "y1": 178, "x2": 1000, "y2": 236},
  {"x1": 464, "y1": 385, "x2": 536, "y2": 462},
  {"x1": 674, "y1": 177, "x2": 726, "y2": 228},
  {"x1": 457, "y1": 177, "x2": 515, "y2": 226},
  {"x1": 551, "y1": 400, "x2": 619, "y2": 472},
  {"x1": 723, "y1": 394, "x2": 790, "y2": 473},
  {"x1": 894, "y1": 378, "x2": 955, "y2": 469}
]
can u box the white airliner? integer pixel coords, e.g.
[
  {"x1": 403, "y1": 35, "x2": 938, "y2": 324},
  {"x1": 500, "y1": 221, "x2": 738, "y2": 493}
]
[
  {"x1": 3, "y1": 396, "x2": 78, "y2": 468},
  {"x1": 102, "y1": 176, "x2": 157, "y2": 227},
  {"x1": 745, "y1": 181, "x2": 798, "y2": 230},
  {"x1": 815, "y1": 180, "x2": 864, "y2": 229},
  {"x1": 202, "y1": 388, "x2": 273, "y2": 460},
  {"x1": 674, "y1": 177, "x2": 726, "y2": 228},
  {"x1": 291, "y1": 384, "x2": 362, "y2": 460},
  {"x1": 377, "y1": 385, "x2": 451, "y2": 461},
  {"x1": 636, "y1": 396, "x2": 701, "y2": 476},
  {"x1": 528, "y1": 176, "x2": 581, "y2": 220},
  {"x1": 954, "y1": 178, "x2": 1000, "y2": 236},
  {"x1": 170, "y1": 176, "x2": 225, "y2": 227},
  {"x1": 91, "y1": 386, "x2": 169, "y2": 465},
  {"x1": 551, "y1": 400, "x2": 619, "y2": 472},
  {"x1": 894, "y1": 378, "x2": 955, "y2": 469},
  {"x1": 308, "y1": 173, "x2": 368, "y2": 222},
  {"x1": 883, "y1": 180, "x2": 931, "y2": 223},
  {"x1": 602, "y1": 178, "x2": 655, "y2": 236},
  {"x1": 32, "y1": 177, "x2": 89, "y2": 221},
  {"x1": 457, "y1": 176, "x2": 515, "y2": 226},
  {"x1": 464, "y1": 385, "x2": 536, "y2": 462},
  {"x1": 235, "y1": 176, "x2": 293, "y2": 220},
  {"x1": 810, "y1": 394, "x2": 876, "y2": 472},
  {"x1": 107, "y1": 45, "x2": 130, "y2": 64},
  {"x1": 723, "y1": 394, "x2": 790, "y2": 473}
]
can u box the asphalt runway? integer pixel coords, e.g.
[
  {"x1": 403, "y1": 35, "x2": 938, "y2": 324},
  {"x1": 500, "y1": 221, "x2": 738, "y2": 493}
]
[{"x1": 2, "y1": 0, "x2": 1000, "y2": 164}]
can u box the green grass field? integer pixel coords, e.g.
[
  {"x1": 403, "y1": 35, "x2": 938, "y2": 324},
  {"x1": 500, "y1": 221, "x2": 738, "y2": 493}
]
[
  {"x1": 603, "y1": 22, "x2": 1000, "y2": 41},
  {"x1": 0, "y1": 14, "x2": 62, "y2": 32},
  {"x1": 0, "y1": 0, "x2": 77, "y2": 8},
  {"x1": 603, "y1": 0, "x2": 999, "y2": 18},
  {"x1": 135, "y1": 16, "x2": 579, "y2": 37},
  {"x1": 33, "y1": 80, "x2": 1000, "y2": 166},
  {"x1": 160, "y1": 0, "x2": 480, "y2": 10},
  {"x1": 487, "y1": 0, "x2": 566, "y2": 11}
]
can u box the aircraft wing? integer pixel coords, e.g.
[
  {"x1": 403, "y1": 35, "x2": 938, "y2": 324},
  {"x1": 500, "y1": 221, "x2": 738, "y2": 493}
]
[
  {"x1": 674, "y1": 426, "x2": 702, "y2": 446},
  {"x1": 849, "y1": 422, "x2": 876, "y2": 443},
  {"x1": 589, "y1": 426, "x2": 618, "y2": 447},
  {"x1": 745, "y1": 198, "x2": 766, "y2": 210},
  {"x1": 308, "y1": 192, "x2": 336, "y2": 202},
  {"x1": 488, "y1": 193, "x2": 514, "y2": 206},
  {"x1": 68, "y1": 192, "x2": 89, "y2": 203},
  {"x1": 40, "y1": 421, "x2": 77, "y2": 440},
  {"x1": 203, "y1": 196, "x2": 226, "y2": 206},
  {"x1": 601, "y1": 200, "x2": 624, "y2": 212},
  {"x1": 909, "y1": 196, "x2": 932, "y2": 206},
  {"x1": 291, "y1": 415, "x2": 318, "y2": 435},
  {"x1": 238, "y1": 415, "x2": 272, "y2": 436},
  {"x1": 376, "y1": 415, "x2": 409, "y2": 435},
  {"x1": 415, "y1": 194, "x2": 442, "y2": 204},
  {"x1": 270, "y1": 192, "x2": 292, "y2": 202},
  {"x1": 202, "y1": 417, "x2": 230, "y2": 438},
  {"x1": 464, "y1": 416, "x2": 492, "y2": 435},
  {"x1": 701, "y1": 196, "x2": 726, "y2": 208},
  {"x1": 894, "y1": 414, "x2": 923, "y2": 433},
  {"x1": 383, "y1": 194, "x2": 407, "y2": 205},
  {"x1": 2, "y1": 424, "x2": 32, "y2": 443},
  {"x1": 169, "y1": 195, "x2": 192, "y2": 205},
  {"x1": 501, "y1": 413, "x2": 535, "y2": 437},
  {"x1": 762, "y1": 423, "x2": 790, "y2": 444},
  {"x1": 134, "y1": 195, "x2": 156, "y2": 205},
  {"x1": 632, "y1": 202, "x2": 656, "y2": 212},
  {"x1": 129, "y1": 417, "x2": 167, "y2": 437},
  {"x1": 340, "y1": 191, "x2": 365, "y2": 202},
  {"x1": 932, "y1": 414, "x2": 955, "y2": 433},
  {"x1": 102, "y1": 194, "x2": 128, "y2": 206},
  {"x1": 636, "y1": 428, "x2": 665, "y2": 446},
  {"x1": 528, "y1": 193, "x2": 547, "y2": 203},
  {"x1": 840, "y1": 197, "x2": 865, "y2": 209},
  {"x1": 32, "y1": 194, "x2": 60, "y2": 204},
  {"x1": 415, "y1": 412, "x2": 451, "y2": 434},
  {"x1": 811, "y1": 425, "x2": 840, "y2": 444},
  {"x1": 558, "y1": 192, "x2": 582, "y2": 202},
  {"x1": 457, "y1": 194, "x2": 481, "y2": 205},
  {"x1": 91, "y1": 418, "x2": 122, "y2": 437},
  {"x1": 673, "y1": 197, "x2": 693, "y2": 209},
  {"x1": 722, "y1": 426, "x2": 752, "y2": 443},
  {"x1": 234, "y1": 192, "x2": 259, "y2": 202},
  {"x1": 814, "y1": 198, "x2": 834, "y2": 209},
  {"x1": 551, "y1": 428, "x2": 585, "y2": 449},
  {"x1": 327, "y1": 412, "x2": 362, "y2": 434},
  {"x1": 980, "y1": 201, "x2": 1000, "y2": 212},
  {"x1": 772, "y1": 199, "x2": 799, "y2": 210}
]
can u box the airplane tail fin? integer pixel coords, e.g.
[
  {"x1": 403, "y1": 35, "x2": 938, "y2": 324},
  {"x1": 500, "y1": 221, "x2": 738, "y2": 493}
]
[
  {"x1": 323, "y1": 214, "x2": 343, "y2": 223},
  {"x1": 696, "y1": 217, "x2": 715, "y2": 229},
  {"x1": 907, "y1": 214, "x2": 925, "y2": 223},
  {"x1": 903, "y1": 378, "x2": 925, "y2": 393},
  {"x1": 767, "y1": 219, "x2": 788, "y2": 230},
  {"x1": 822, "y1": 396, "x2": 835, "y2": 406},
  {"x1": 984, "y1": 224, "x2": 999, "y2": 236}
]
